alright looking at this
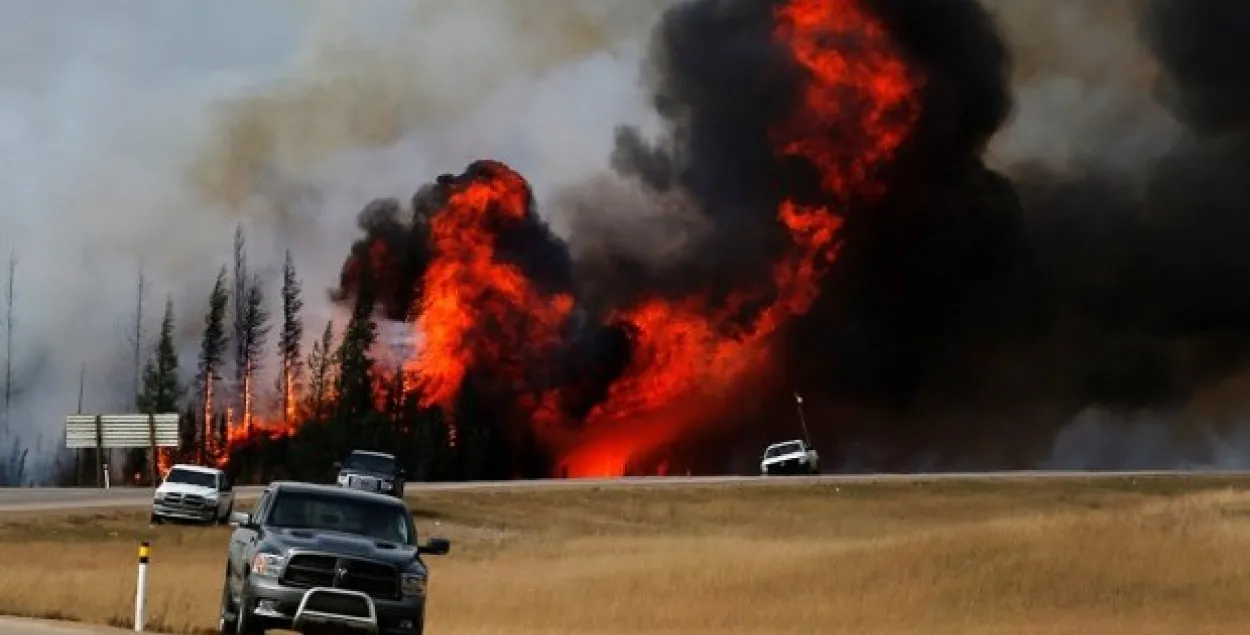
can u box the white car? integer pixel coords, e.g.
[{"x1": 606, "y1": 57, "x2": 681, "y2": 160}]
[
  {"x1": 760, "y1": 439, "x2": 820, "y2": 475},
  {"x1": 151, "y1": 464, "x2": 235, "y2": 525}
]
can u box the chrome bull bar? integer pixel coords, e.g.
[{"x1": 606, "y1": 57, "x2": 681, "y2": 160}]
[{"x1": 292, "y1": 586, "x2": 379, "y2": 634}]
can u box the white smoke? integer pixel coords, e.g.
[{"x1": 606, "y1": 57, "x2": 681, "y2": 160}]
[{"x1": 0, "y1": 0, "x2": 671, "y2": 480}]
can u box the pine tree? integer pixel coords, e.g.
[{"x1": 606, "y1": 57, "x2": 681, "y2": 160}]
[
  {"x1": 334, "y1": 256, "x2": 378, "y2": 419},
  {"x1": 230, "y1": 225, "x2": 248, "y2": 434},
  {"x1": 196, "y1": 266, "x2": 230, "y2": 463},
  {"x1": 305, "y1": 320, "x2": 335, "y2": 420},
  {"x1": 137, "y1": 298, "x2": 184, "y2": 483},
  {"x1": 138, "y1": 299, "x2": 185, "y2": 413},
  {"x1": 277, "y1": 250, "x2": 304, "y2": 430},
  {"x1": 237, "y1": 275, "x2": 270, "y2": 436}
]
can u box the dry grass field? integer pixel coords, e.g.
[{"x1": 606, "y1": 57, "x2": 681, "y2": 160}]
[{"x1": 2, "y1": 476, "x2": 1250, "y2": 635}]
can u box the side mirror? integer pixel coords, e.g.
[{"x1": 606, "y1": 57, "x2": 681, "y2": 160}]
[
  {"x1": 419, "y1": 537, "x2": 451, "y2": 556},
  {"x1": 332, "y1": 462, "x2": 342, "y2": 471},
  {"x1": 229, "y1": 511, "x2": 252, "y2": 528}
]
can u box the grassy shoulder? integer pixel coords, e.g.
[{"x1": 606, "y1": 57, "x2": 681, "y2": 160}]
[{"x1": 1, "y1": 475, "x2": 1249, "y2": 634}]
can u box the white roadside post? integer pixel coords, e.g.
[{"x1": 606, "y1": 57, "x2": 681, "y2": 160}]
[
  {"x1": 103, "y1": 463, "x2": 111, "y2": 489},
  {"x1": 135, "y1": 541, "x2": 150, "y2": 632}
]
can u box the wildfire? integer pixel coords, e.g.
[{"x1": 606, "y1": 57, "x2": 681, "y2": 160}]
[
  {"x1": 555, "y1": 0, "x2": 922, "y2": 476},
  {"x1": 404, "y1": 160, "x2": 576, "y2": 426},
  {"x1": 201, "y1": 0, "x2": 925, "y2": 480}
]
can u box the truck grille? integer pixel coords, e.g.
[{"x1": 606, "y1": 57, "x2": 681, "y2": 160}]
[
  {"x1": 161, "y1": 493, "x2": 208, "y2": 509},
  {"x1": 282, "y1": 554, "x2": 400, "y2": 600},
  {"x1": 346, "y1": 475, "x2": 380, "y2": 492}
]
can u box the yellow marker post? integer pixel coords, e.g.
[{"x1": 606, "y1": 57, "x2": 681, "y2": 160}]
[{"x1": 135, "y1": 541, "x2": 150, "y2": 632}]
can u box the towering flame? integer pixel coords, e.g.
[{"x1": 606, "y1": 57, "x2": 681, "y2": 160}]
[
  {"x1": 553, "y1": 0, "x2": 922, "y2": 476},
  {"x1": 406, "y1": 161, "x2": 576, "y2": 419},
  {"x1": 219, "y1": 0, "x2": 1250, "y2": 477},
  {"x1": 315, "y1": 0, "x2": 926, "y2": 478}
]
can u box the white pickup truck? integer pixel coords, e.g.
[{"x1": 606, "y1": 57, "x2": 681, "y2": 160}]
[
  {"x1": 150, "y1": 463, "x2": 235, "y2": 525},
  {"x1": 760, "y1": 439, "x2": 820, "y2": 475}
]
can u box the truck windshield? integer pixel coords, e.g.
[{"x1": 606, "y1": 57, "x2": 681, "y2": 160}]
[
  {"x1": 165, "y1": 468, "x2": 217, "y2": 488},
  {"x1": 765, "y1": 442, "x2": 803, "y2": 458},
  {"x1": 267, "y1": 490, "x2": 415, "y2": 545},
  {"x1": 342, "y1": 452, "x2": 396, "y2": 474}
]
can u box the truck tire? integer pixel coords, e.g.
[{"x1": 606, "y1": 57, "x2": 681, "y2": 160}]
[
  {"x1": 217, "y1": 563, "x2": 237, "y2": 633},
  {"x1": 233, "y1": 577, "x2": 265, "y2": 635},
  {"x1": 217, "y1": 502, "x2": 233, "y2": 526}
]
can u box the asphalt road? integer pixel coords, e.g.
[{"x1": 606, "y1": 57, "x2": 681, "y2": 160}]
[
  {"x1": 4, "y1": 470, "x2": 1250, "y2": 513},
  {"x1": 3, "y1": 470, "x2": 1250, "y2": 634}
]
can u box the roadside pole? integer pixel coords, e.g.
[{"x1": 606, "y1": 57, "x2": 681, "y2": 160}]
[
  {"x1": 793, "y1": 392, "x2": 812, "y2": 447},
  {"x1": 135, "y1": 541, "x2": 150, "y2": 632}
]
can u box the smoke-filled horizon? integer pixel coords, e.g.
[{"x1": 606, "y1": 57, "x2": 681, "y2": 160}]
[
  {"x1": 6, "y1": 0, "x2": 1250, "y2": 479},
  {"x1": 0, "y1": 0, "x2": 672, "y2": 479}
]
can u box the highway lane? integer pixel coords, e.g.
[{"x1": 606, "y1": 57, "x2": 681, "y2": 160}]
[{"x1": 4, "y1": 470, "x2": 1250, "y2": 513}]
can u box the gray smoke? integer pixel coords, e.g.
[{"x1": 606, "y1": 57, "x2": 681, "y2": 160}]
[
  {"x1": 0, "y1": 0, "x2": 670, "y2": 481},
  {"x1": 7, "y1": 0, "x2": 1250, "y2": 480}
]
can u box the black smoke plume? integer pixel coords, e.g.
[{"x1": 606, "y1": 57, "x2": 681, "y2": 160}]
[
  {"x1": 335, "y1": 0, "x2": 1250, "y2": 474},
  {"x1": 331, "y1": 161, "x2": 634, "y2": 475},
  {"x1": 585, "y1": 0, "x2": 1250, "y2": 470}
]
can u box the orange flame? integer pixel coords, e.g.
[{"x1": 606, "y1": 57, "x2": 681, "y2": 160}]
[
  {"x1": 209, "y1": 0, "x2": 923, "y2": 479},
  {"x1": 556, "y1": 0, "x2": 922, "y2": 476},
  {"x1": 405, "y1": 161, "x2": 575, "y2": 426}
]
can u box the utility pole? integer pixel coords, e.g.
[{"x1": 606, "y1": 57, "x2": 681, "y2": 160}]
[
  {"x1": 76, "y1": 363, "x2": 85, "y2": 486},
  {"x1": 793, "y1": 392, "x2": 812, "y2": 447},
  {"x1": 3, "y1": 250, "x2": 14, "y2": 433},
  {"x1": 133, "y1": 263, "x2": 146, "y2": 410},
  {"x1": 78, "y1": 363, "x2": 86, "y2": 413}
]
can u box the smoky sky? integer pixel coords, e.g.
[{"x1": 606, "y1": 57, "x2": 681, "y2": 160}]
[
  {"x1": 578, "y1": 0, "x2": 1250, "y2": 470},
  {"x1": 330, "y1": 0, "x2": 1250, "y2": 473}
]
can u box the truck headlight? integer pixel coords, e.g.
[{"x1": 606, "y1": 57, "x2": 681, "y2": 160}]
[
  {"x1": 250, "y1": 552, "x2": 286, "y2": 578},
  {"x1": 401, "y1": 573, "x2": 427, "y2": 597}
]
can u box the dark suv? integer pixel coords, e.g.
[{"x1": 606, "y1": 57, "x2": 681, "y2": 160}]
[
  {"x1": 218, "y1": 481, "x2": 450, "y2": 635},
  {"x1": 335, "y1": 450, "x2": 407, "y2": 498}
]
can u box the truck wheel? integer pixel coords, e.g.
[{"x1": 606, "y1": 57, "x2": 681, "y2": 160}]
[
  {"x1": 234, "y1": 578, "x2": 265, "y2": 635},
  {"x1": 217, "y1": 564, "x2": 238, "y2": 634},
  {"x1": 217, "y1": 502, "x2": 233, "y2": 526},
  {"x1": 150, "y1": 513, "x2": 164, "y2": 525}
]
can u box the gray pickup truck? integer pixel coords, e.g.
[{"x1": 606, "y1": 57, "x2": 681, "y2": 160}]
[{"x1": 217, "y1": 481, "x2": 450, "y2": 635}]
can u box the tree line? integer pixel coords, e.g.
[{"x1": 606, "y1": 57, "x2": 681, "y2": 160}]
[{"x1": 122, "y1": 224, "x2": 524, "y2": 486}]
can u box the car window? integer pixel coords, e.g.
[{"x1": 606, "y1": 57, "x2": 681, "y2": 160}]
[
  {"x1": 267, "y1": 490, "x2": 415, "y2": 545},
  {"x1": 342, "y1": 453, "x2": 397, "y2": 473},
  {"x1": 252, "y1": 490, "x2": 273, "y2": 521},
  {"x1": 165, "y1": 468, "x2": 217, "y2": 488},
  {"x1": 765, "y1": 442, "x2": 804, "y2": 458}
]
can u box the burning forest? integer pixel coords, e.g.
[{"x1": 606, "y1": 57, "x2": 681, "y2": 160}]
[
  {"x1": 324, "y1": 0, "x2": 923, "y2": 478},
  {"x1": 131, "y1": 0, "x2": 1250, "y2": 484}
]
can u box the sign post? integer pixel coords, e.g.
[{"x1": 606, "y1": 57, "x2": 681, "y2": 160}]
[
  {"x1": 147, "y1": 413, "x2": 158, "y2": 486},
  {"x1": 94, "y1": 414, "x2": 104, "y2": 488},
  {"x1": 65, "y1": 413, "x2": 180, "y2": 487}
]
